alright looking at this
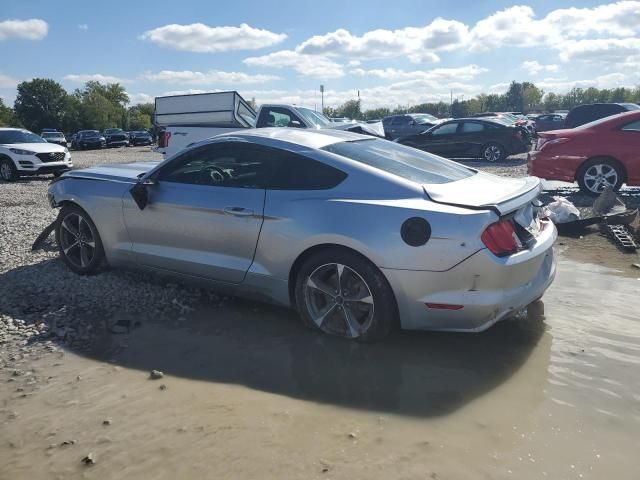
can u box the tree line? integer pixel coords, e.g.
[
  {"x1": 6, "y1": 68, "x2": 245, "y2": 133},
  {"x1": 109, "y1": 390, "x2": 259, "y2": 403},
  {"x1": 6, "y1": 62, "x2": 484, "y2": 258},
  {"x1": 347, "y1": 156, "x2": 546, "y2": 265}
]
[
  {"x1": 1, "y1": 78, "x2": 639, "y2": 131},
  {"x1": 324, "y1": 81, "x2": 640, "y2": 120},
  {"x1": 0, "y1": 78, "x2": 154, "y2": 133}
]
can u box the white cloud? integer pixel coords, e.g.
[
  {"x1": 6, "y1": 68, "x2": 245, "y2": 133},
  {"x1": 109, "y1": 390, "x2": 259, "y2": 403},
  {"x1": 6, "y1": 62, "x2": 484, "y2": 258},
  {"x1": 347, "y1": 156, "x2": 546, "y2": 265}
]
[
  {"x1": 141, "y1": 23, "x2": 286, "y2": 53},
  {"x1": 521, "y1": 61, "x2": 559, "y2": 75},
  {"x1": 78, "y1": 24, "x2": 88, "y2": 31},
  {"x1": 537, "y1": 73, "x2": 631, "y2": 92},
  {"x1": 64, "y1": 74, "x2": 130, "y2": 84},
  {"x1": 295, "y1": 18, "x2": 467, "y2": 63},
  {"x1": 0, "y1": 73, "x2": 18, "y2": 88},
  {"x1": 244, "y1": 50, "x2": 345, "y2": 79},
  {"x1": 128, "y1": 93, "x2": 154, "y2": 105},
  {"x1": 140, "y1": 70, "x2": 279, "y2": 84},
  {"x1": 469, "y1": 2, "x2": 640, "y2": 52},
  {"x1": 558, "y1": 37, "x2": 640, "y2": 63},
  {"x1": 0, "y1": 19, "x2": 48, "y2": 41},
  {"x1": 350, "y1": 64, "x2": 488, "y2": 82}
]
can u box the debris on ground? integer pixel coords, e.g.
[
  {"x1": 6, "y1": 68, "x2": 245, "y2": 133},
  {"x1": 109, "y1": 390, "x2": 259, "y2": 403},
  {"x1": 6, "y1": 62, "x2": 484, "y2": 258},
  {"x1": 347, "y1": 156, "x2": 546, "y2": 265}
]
[
  {"x1": 149, "y1": 370, "x2": 164, "y2": 380},
  {"x1": 593, "y1": 186, "x2": 627, "y2": 216},
  {"x1": 81, "y1": 453, "x2": 95, "y2": 465},
  {"x1": 159, "y1": 384, "x2": 167, "y2": 391},
  {"x1": 543, "y1": 197, "x2": 581, "y2": 224},
  {"x1": 103, "y1": 419, "x2": 112, "y2": 426},
  {"x1": 602, "y1": 224, "x2": 640, "y2": 252}
]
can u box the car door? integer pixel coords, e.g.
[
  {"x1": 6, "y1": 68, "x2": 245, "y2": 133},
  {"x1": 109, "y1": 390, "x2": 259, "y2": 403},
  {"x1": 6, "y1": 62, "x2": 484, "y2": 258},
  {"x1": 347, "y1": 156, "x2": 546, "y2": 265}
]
[
  {"x1": 457, "y1": 121, "x2": 486, "y2": 156},
  {"x1": 418, "y1": 121, "x2": 460, "y2": 157},
  {"x1": 122, "y1": 142, "x2": 272, "y2": 284}
]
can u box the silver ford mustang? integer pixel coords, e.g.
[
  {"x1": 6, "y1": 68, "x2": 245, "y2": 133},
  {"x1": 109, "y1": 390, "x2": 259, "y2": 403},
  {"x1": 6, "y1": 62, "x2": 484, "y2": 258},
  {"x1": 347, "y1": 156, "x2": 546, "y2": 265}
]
[{"x1": 47, "y1": 128, "x2": 556, "y2": 341}]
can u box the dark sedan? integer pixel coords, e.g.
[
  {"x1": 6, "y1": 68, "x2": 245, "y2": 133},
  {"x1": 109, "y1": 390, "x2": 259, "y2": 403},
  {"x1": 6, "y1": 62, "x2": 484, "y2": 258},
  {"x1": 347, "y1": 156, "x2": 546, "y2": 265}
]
[
  {"x1": 72, "y1": 130, "x2": 106, "y2": 150},
  {"x1": 103, "y1": 128, "x2": 129, "y2": 147},
  {"x1": 128, "y1": 130, "x2": 153, "y2": 146},
  {"x1": 396, "y1": 118, "x2": 530, "y2": 162}
]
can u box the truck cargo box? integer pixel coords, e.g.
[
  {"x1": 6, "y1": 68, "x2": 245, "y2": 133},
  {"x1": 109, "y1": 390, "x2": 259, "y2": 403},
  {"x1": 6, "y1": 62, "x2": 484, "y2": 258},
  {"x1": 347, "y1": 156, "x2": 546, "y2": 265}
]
[{"x1": 154, "y1": 91, "x2": 256, "y2": 128}]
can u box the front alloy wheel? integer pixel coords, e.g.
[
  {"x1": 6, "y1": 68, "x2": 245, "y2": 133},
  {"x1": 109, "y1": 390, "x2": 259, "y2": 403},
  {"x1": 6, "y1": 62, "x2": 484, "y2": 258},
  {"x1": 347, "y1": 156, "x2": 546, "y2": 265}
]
[
  {"x1": 482, "y1": 143, "x2": 504, "y2": 162},
  {"x1": 0, "y1": 159, "x2": 17, "y2": 181},
  {"x1": 55, "y1": 205, "x2": 106, "y2": 274}
]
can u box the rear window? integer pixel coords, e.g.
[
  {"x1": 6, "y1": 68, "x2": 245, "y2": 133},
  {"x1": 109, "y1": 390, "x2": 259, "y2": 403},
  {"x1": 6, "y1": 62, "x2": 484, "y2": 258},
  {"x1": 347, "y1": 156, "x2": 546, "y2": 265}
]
[{"x1": 322, "y1": 139, "x2": 475, "y2": 185}]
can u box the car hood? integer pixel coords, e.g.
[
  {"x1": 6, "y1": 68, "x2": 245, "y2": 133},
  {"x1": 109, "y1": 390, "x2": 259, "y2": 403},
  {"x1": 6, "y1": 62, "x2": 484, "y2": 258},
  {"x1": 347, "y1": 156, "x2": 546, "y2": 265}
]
[
  {"x1": 425, "y1": 172, "x2": 542, "y2": 215},
  {"x1": 329, "y1": 121, "x2": 385, "y2": 137},
  {"x1": 3, "y1": 142, "x2": 66, "y2": 153},
  {"x1": 62, "y1": 161, "x2": 160, "y2": 183}
]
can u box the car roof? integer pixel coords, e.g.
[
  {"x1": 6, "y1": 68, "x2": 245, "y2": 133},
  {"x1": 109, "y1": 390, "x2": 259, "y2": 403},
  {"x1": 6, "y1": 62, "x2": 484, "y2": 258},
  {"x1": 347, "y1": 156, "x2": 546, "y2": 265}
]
[
  {"x1": 0, "y1": 128, "x2": 25, "y2": 132},
  {"x1": 214, "y1": 127, "x2": 366, "y2": 149}
]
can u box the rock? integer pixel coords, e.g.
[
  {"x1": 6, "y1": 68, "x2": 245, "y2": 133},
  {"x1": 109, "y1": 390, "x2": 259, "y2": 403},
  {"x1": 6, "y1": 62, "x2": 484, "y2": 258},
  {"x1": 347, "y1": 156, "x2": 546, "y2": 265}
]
[
  {"x1": 348, "y1": 432, "x2": 357, "y2": 439},
  {"x1": 102, "y1": 419, "x2": 112, "y2": 426},
  {"x1": 632, "y1": 263, "x2": 640, "y2": 269},
  {"x1": 61, "y1": 439, "x2": 76, "y2": 446},
  {"x1": 149, "y1": 370, "x2": 164, "y2": 380},
  {"x1": 81, "y1": 453, "x2": 95, "y2": 465},
  {"x1": 159, "y1": 384, "x2": 167, "y2": 391}
]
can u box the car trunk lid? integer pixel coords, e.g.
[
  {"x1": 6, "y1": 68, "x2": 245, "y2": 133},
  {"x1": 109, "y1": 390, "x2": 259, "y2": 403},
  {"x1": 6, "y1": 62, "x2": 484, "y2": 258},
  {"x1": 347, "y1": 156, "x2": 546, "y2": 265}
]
[{"x1": 424, "y1": 172, "x2": 542, "y2": 216}]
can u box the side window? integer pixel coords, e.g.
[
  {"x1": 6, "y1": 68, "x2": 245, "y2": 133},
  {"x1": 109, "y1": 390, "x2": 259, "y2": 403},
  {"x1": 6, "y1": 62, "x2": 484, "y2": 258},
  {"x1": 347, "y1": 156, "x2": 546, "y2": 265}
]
[
  {"x1": 258, "y1": 107, "x2": 304, "y2": 128},
  {"x1": 431, "y1": 122, "x2": 459, "y2": 135},
  {"x1": 461, "y1": 122, "x2": 484, "y2": 133},
  {"x1": 269, "y1": 152, "x2": 347, "y2": 190},
  {"x1": 538, "y1": 115, "x2": 550, "y2": 121},
  {"x1": 157, "y1": 144, "x2": 273, "y2": 189},
  {"x1": 622, "y1": 120, "x2": 640, "y2": 131}
]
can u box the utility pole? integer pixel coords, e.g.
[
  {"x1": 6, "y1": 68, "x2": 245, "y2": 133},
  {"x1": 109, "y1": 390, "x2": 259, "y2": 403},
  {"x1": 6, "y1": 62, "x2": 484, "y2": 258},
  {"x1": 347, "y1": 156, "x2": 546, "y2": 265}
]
[{"x1": 320, "y1": 85, "x2": 324, "y2": 113}]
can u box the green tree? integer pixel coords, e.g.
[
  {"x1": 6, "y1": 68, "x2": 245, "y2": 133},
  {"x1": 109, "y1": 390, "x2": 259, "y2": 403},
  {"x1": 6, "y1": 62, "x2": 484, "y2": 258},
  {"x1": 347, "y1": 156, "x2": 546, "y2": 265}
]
[
  {"x1": 14, "y1": 78, "x2": 68, "y2": 132},
  {"x1": 0, "y1": 98, "x2": 17, "y2": 127}
]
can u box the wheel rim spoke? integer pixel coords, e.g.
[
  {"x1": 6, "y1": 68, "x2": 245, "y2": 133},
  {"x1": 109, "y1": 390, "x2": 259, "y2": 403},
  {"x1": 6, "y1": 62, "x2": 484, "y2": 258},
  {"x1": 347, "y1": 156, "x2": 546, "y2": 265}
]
[
  {"x1": 80, "y1": 244, "x2": 91, "y2": 267},
  {"x1": 314, "y1": 302, "x2": 338, "y2": 329},
  {"x1": 341, "y1": 306, "x2": 362, "y2": 338},
  {"x1": 63, "y1": 241, "x2": 79, "y2": 255},
  {"x1": 307, "y1": 277, "x2": 336, "y2": 299},
  {"x1": 62, "y1": 217, "x2": 79, "y2": 236}
]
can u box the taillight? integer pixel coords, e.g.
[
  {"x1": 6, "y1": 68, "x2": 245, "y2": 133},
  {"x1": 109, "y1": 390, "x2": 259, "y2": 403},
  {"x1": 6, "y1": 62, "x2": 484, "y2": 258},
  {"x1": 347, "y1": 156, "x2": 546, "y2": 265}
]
[
  {"x1": 159, "y1": 131, "x2": 171, "y2": 148},
  {"x1": 481, "y1": 220, "x2": 521, "y2": 257},
  {"x1": 539, "y1": 137, "x2": 570, "y2": 150}
]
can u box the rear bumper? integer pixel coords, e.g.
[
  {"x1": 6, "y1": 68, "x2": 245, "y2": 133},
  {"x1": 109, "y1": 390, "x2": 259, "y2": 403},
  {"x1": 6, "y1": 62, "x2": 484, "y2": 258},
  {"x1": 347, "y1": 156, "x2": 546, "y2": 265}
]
[
  {"x1": 527, "y1": 150, "x2": 582, "y2": 182},
  {"x1": 383, "y1": 221, "x2": 557, "y2": 332}
]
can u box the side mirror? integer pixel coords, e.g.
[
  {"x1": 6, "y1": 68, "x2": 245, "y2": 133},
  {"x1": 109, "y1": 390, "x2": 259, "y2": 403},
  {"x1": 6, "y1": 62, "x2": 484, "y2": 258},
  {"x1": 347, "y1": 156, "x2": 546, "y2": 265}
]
[
  {"x1": 130, "y1": 177, "x2": 156, "y2": 210},
  {"x1": 289, "y1": 120, "x2": 303, "y2": 128}
]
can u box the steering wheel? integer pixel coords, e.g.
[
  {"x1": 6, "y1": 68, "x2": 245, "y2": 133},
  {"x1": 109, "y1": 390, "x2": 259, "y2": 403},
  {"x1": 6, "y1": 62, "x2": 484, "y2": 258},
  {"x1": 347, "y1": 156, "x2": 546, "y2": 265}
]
[{"x1": 208, "y1": 166, "x2": 228, "y2": 184}]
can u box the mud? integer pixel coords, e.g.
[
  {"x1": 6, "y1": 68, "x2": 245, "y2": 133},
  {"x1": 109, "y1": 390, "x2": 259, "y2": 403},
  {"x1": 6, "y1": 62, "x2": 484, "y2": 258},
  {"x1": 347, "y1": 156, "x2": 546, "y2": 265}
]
[{"x1": 1, "y1": 254, "x2": 639, "y2": 480}]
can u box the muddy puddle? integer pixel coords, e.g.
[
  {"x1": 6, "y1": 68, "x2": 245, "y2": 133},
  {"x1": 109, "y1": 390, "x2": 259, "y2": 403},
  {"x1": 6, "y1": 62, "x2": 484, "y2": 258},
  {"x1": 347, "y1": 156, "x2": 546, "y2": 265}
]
[{"x1": 1, "y1": 254, "x2": 639, "y2": 479}]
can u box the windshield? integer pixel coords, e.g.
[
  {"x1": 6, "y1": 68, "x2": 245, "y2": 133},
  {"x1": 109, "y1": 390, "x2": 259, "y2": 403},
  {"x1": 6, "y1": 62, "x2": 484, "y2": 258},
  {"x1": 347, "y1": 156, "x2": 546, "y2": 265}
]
[
  {"x1": 297, "y1": 107, "x2": 332, "y2": 127},
  {"x1": 322, "y1": 139, "x2": 475, "y2": 184},
  {"x1": 82, "y1": 131, "x2": 100, "y2": 137},
  {"x1": 105, "y1": 129, "x2": 122, "y2": 134},
  {"x1": 0, "y1": 130, "x2": 47, "y2": 144},
  {"x1": 41, "y1": 132, "x2": 63, "y2": 139},
  {"x1": 412, "y1": 114, "x2": 438, "y2": 124}
]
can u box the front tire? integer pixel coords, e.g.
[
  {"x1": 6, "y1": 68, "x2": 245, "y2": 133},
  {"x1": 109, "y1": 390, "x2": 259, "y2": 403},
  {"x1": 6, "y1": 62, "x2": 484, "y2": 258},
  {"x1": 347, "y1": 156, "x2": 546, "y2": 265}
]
[
  {"x1": 294, "y1": 249, "x2": 397, "y2": 342},
  {"x1": 0, "y1": 158, "x2": 18, "y2": 182},
  {"x1": 481, "y1": 142, "x2": 506, "y2": 162},
  {"x1": 577, "y1": 158, "x2": 624, "y2": 196},
  {"x1": 55, "y1": 204, "x2": 106, "y2": 275}
]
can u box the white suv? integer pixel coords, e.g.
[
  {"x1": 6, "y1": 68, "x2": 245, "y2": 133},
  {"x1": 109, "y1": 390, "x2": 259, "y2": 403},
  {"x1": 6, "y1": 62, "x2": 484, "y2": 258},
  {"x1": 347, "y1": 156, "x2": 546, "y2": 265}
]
[{"x1": 0, "y1": 128, "x2": 72, "y2": 181}]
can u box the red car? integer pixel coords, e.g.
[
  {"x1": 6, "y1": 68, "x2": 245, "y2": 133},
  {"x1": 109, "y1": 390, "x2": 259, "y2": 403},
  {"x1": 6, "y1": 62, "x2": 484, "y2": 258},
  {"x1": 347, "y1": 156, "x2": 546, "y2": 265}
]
[{"x1": 528, "y1": 110, "x2": 640, "y2": 195}]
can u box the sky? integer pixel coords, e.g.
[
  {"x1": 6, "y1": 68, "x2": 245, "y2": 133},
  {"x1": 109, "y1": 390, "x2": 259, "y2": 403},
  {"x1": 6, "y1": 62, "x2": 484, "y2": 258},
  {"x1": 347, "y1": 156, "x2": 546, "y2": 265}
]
[{"x1": 1, "y1": 0, "x2": 639, "y2": 110}]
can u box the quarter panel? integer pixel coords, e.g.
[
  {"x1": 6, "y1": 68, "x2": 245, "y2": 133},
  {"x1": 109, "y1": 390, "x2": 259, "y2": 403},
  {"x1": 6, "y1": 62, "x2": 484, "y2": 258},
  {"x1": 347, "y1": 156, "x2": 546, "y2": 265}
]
[{"x1": 253, "y1": 190, "x2": 496, "y2": 283}]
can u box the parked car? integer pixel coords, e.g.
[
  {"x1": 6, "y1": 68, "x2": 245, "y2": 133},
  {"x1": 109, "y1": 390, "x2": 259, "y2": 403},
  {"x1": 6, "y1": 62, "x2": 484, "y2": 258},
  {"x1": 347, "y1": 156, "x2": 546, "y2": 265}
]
[
  {"x1": 564, "y1": 103, "x2": 640, "y2": 129},
  {"x1": 471, "y1": 112, "x2": 536, "y2": 138},
  {"x1": 40, "y1": 131, "x2": 68, "y2": 147},
  {"x1": 103, "y1": 128, "x2": 129, "y2": 147},
  {"x1": 0, "y1": 128, "x2": 72, "y2": 181},
  {"x1": 382, "y1": 114, "x2": 441, "y2": 140},
  {"x1": 129, "y1": 130, "x2": 153, "y2": 146},
  {"x1": 48, "y1": 129, "x2": 555, "y2": 340},
  {"x1": 528, "y1": 110, "x2": 640, "y2": 195},
  {"x1": 72, "y1": 130, "x2": 106, "y2": 150},
  {"x1": 396, "y1": 118, "x2": 531, "y2": 162},
  {"x1": 533, "y1": 114, "x2": 566, "y2": 132}
]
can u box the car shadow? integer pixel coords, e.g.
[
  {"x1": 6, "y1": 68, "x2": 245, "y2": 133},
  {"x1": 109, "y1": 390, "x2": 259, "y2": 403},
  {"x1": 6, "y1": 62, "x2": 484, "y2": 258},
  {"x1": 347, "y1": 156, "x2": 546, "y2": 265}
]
[{"x1": 0, "y1": 258, "x2": 549, "y2": 418}]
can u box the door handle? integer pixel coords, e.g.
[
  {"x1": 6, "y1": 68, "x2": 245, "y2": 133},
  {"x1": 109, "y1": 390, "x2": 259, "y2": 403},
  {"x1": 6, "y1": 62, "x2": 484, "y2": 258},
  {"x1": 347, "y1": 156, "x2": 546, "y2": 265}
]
[{"x1": 223, "y1": 206, "x2": 254, "y2": 217}]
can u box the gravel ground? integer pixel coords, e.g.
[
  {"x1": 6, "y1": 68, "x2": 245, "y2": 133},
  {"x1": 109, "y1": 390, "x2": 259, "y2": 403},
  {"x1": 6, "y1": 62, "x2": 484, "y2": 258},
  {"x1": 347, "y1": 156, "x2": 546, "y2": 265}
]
[
  {"x1": 0, "y1": 147, "x2": 218, "y2": 366},
  {"x1": 1, "y1": 147, "x2": 639, "y2": 365}
]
